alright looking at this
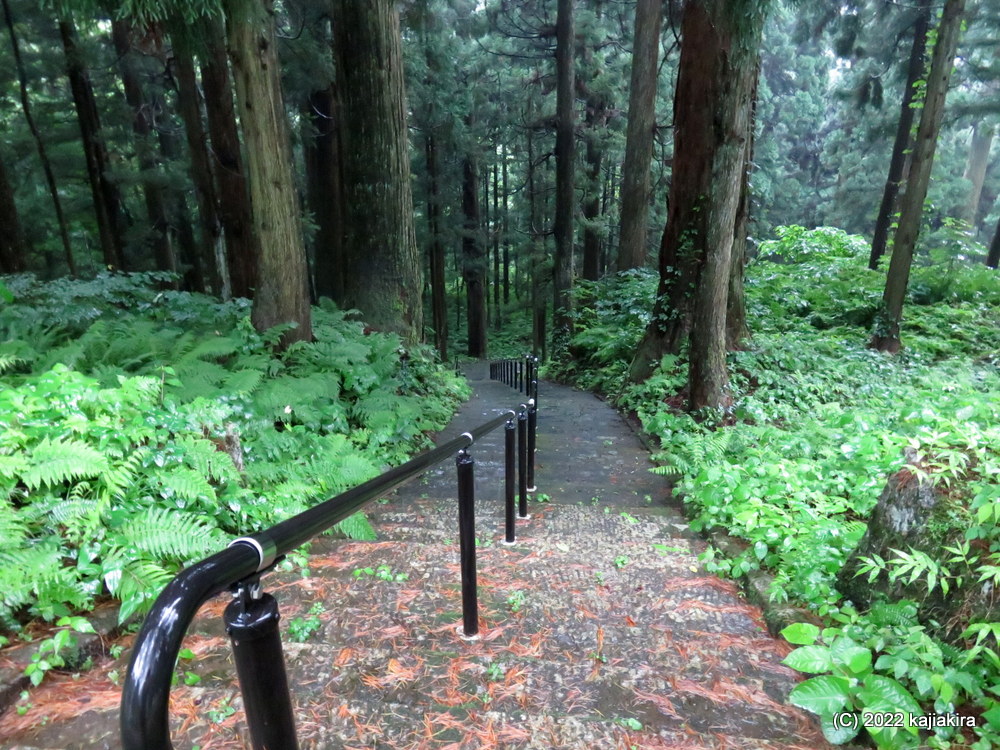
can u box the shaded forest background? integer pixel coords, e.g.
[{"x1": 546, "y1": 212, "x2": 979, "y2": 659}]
[{"x1": 0, "y1": 0, "x2": 997, "y2": 358}]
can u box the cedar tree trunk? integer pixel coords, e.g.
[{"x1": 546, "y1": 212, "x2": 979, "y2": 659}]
[
  {"x1": 553, "y1": 0, "x2": 575, "y2": 338},
  {"x1": 332, "y1": 0, "x2": 422, "y2": 345},
  {"x1": 225, "y1": 0, "x2": 312, "y2": 346},
  {"x1": 630, "y1": 0, "x2": 766, "y2": 413},
  {"x1": 616, "y1": 0, "x2": 662, "y2": 272},
  {"x1": 869, "y1": 6, "x2": 930, "y2": 270},
  {"x1": 872, "y1": 0, "x2": 965, "y2": 353}
]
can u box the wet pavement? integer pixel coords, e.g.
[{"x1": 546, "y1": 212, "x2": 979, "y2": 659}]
[{"x1": 0, "y1": 362, "x2": 828, "y2": 749}]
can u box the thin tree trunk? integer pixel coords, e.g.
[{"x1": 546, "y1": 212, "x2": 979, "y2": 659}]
[
  {"x1": 869, "y1": 6, "x2": 930, "y2": 270},
  {"x1": 60, "y1": 19, "x2": 126, "y2": 272},
  {"x1": 225, "y1": 0, "x2": 312, "y2": 346},
  {"x1": 463, "y1": 151, "x2": 488, "y2": 358},
  {"x1": 3, "y1": 0, "x2": 75, "y2": 276},
  {"x1": 425, "y1": 134, "x2": 448, "y2": 359},
  {"x1": 0, "y1": 152, "x2": 26, "y2": 273},
  {"x1": 200, "y1": 15, "x2": 257, "y2": 299},
  {"x1": 173, "y1": 40, "x2": 223, "y2": 294},
  {"x1": 303, "y1": 84, "x2": 344, "y2": 302},
  {"x1": 961, "y1": 123, "x2": 994, "y2": 228},
  {"x1": 493, "y1": 160, "x2": 501, "y2": 327},
  {"x1": 502, "y1": 145, "x2": 510, "y2": 305},
  {"x1": 333, "y1": 0, "x2": 422, "y2": 345},
  {"x1": 553, "y1": 0, "x2": 575, "y2": 338},
  {"x1": 727, "y1": 59, "x2": 759, "y2": 351},
  {"x1": 112, "y1": 19, "x2": 175, "y2": 278},
  {"x1": 617, "y1": 0, "x2": 662, "y2": 272},
  {"x1": 986, "y1": 213, "x2": 1000, "y2": 268},
  {"x1": 872, "y1": 0, "x2": 965, "y2": 353}
]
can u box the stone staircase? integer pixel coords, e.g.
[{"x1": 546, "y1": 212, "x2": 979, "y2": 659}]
[{"x1": 0, "y1": 367, "x2": 828, "y2": 750}]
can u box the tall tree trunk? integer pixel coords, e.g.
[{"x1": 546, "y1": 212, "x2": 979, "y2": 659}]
[
  {"x1": 986, "y1": 213, "x2": 1000, "y2": 269},
  {"x1": 869, "y1": 6, "x2": 930, "y2": 270},
  {"x1": 462, "y1": 152, "x2": 488, "y2": 358},
  {"x1": 493, "y1": 160, "x2": 501, "y2": 327},
  {"x1": 303, "y1": 84, "x2": 344, "y2": 302},
  {"x1": 872, "y1": 0, "x2": 965, "y2": 353},
  {"x1": 332, "y1": 0, "x2": 422, "y2": 345},
  {"x1": 630, "y1": 0, "x2": 766, "y2": 413},
  {"x1": 616, "y1": 0, "x2": 662, "y2": 272},
  {"x1": 172, "y1": 40, "x2": 223, "y2": 294},
  {"x1": 961, "y1": 123, "x2": 994, "y2": 228},
  {"x1": 200, "y1": 15, "x2": 257, "y2": 299},
  {"x1": 425, "y1": 134, "x2": 448, "y2": 359},
  {"x1": 3, "y1": 0, "x2": 75, "y2": 276},
  {"x1": 60, "y1": 19, "x2": 126, "y2": 272},
  {"x1": 0, "y1": 152, "x2": 26, "y2": 273},
  {"x1": 112, "y1": 19, "x2": 175, "y2": 278},
  {"x1": 553, "y1": 0, "x2": 575, "y2": 339},
  {"x1": 225, "y1": 0, "x2": 312, "y2": 346},
  {"x1": 726, "y1": 59, "x2": 760, "y2": 351},
  {"x1": 527, "y1": 122, "x2": 546, "y2": 359},
  {"x1": 502, "y1": 146, "x2": 510, "y2": 306}
]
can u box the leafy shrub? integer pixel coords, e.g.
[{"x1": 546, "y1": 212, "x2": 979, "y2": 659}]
[
  {"x1": 548, "y1": 226, "x2": 1000, "y2": 748},
  {"x1": 0, "y1": 274, "x2": 469, "y2": 633}
]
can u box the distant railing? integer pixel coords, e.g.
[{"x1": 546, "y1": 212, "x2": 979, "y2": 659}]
[
  {"x1": 120, "y1": 363, "x2": 539, "y2": 750},
  {"x1": 491, "y1": 354, "x2": 539, "y2": 492}
]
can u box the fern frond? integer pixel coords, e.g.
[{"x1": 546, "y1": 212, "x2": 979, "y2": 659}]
[
  {"x1": 331, "y1": 512, "x2": 377, "y2": 541},
  {"x1": 156, "y1": 467, "x2": 217, "y2": 504},
  {"x1": 21, "y1": 438, "x2": 109, "y2": 490},
  {"x1": 119, "y1": 507, "x2": 225, "y2": 562}
]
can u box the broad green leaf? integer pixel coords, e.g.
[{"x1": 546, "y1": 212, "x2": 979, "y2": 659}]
[
  {"x1": 783, "y1": 645, "x2": 834, "y2": 674},
  {"x1": 781, "y1": 622, "x2": 820, "y2": 645},
  {"x1": 831, "y1": 644, "x2": 872, "y2": 675},
  {"x1": 788, "y1": 675, "x2": 851, "y2": 715},
  {"x1": 820, "y1": 712, "x2": 860, "y2": 745}
]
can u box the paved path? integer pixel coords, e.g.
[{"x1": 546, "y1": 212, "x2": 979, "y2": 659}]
[{"x1": 0, "y1": 363, "x2": 827, "y2": 749}]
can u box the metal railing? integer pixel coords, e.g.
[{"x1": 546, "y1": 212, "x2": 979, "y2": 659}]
[
  {"x1": 119, "y1": 364, "x2": 539, "y2": 750},
  {"x1": 491, "y1": 354, "x2": 538, "y2": 491}
]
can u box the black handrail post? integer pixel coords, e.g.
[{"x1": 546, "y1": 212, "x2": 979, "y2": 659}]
[
  {"x1": 527, "y1": 397, "x2": 537, "y2": 492},
  {"x1": 517, "y1": 406, "x2": 529, "y2": 519},
  {"x1": 503, "y1": 417, "x2": 516, "y2": 544},
  {"x1": 456, "y1": 449, "x2": 479, "y2": 639},
  {"x1": 224, "y1": 579, "x2": 299, "y2": 750}
]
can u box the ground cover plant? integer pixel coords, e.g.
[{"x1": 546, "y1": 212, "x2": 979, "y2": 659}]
[
  {"x1": 548, "y1": 226, "x2": 1000, "y2": 749},
  {"x1": 0, "y1": 273, "x2": 468, "y2": 643}
]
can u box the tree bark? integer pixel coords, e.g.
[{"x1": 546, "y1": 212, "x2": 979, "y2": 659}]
[
  {"x1": 987, "y1": 212, "x2": 1000, "y2": 268},
  {"x1": 869, "y1": 7, "x2": 930, "y2": 270},
  {"x1": 425, "y1": 134, "x2": 448, "y2": 359},
  {"x1": 332, "y1": 0, "x2": 422, "y2": 345},
  {"x1": 172, "y1": 40, "x2": 222, "y2": 295},
  {"x1": 0, "y1": 151, "x2": 26, "y2": 273},
  {"x1": 961, "y1": 122, "x2": 994, "y2": 228},
  {"x1": 502, "y1": 146, "x2": 510, "y2": 305},
  {"x1": 629, "y1": 0, "x2": 766, "y2": 413},
  {"x1": 616, "y1": 0, "x2": 662, "y2": 272},
  {"x1": 553, "y1": 0, "x2": 575, "y2": 339},
  {"x1": 225, "y1": 0, "x2": 312, "y2": 346},
  {"x1": 462, "y1": 152, "x2": 488, "y2": 358},
  {"x1": 200, "y1": 15, "x2": 257, "y2": 299},
  {"x1": 60, "y1": 18, "x2": 126, "y2": 272},
  {"x1": 3, "y1": 0, "x2": 75, "y2": 276},
  {"x1": 112, "y1": 19, "x2": 175, "y2": 279},
  {"x1": 872, "y1": 0, "x2": 965, "y2": 353},
  {"x1": 303, "y1": 84, "x2": 344, "y2": 302}
]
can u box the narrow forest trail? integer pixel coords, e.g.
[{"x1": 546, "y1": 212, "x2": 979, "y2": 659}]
[{"x1": 1, "y1": 364, "x2": 829, "y2": 750}]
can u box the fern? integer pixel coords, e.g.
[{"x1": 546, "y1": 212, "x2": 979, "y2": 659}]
[
  {"x1": 117, "y1": 507, "x2": 225, "y2": 562},
  {"x1": 331, "y1": 512, "x2": 377, "y2": 541},
  {"x1": 21, "y1": 438, "x2": 109, "y2": 490},
  {"x1": 156, "y1": 466, "x2": 217, "y2": 505}
]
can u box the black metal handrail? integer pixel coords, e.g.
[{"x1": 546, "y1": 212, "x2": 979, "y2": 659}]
[{"x1": 120, "y1": 405, "x2": 526, "y2": 750}]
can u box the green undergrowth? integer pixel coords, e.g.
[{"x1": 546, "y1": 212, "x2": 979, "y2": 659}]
[
  {"x1": 0, "y1": 272, "x2": 469, "y2": 637},
  {"x1": 548, "y1": 226, "x2": 1000, "y2": 748}
]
